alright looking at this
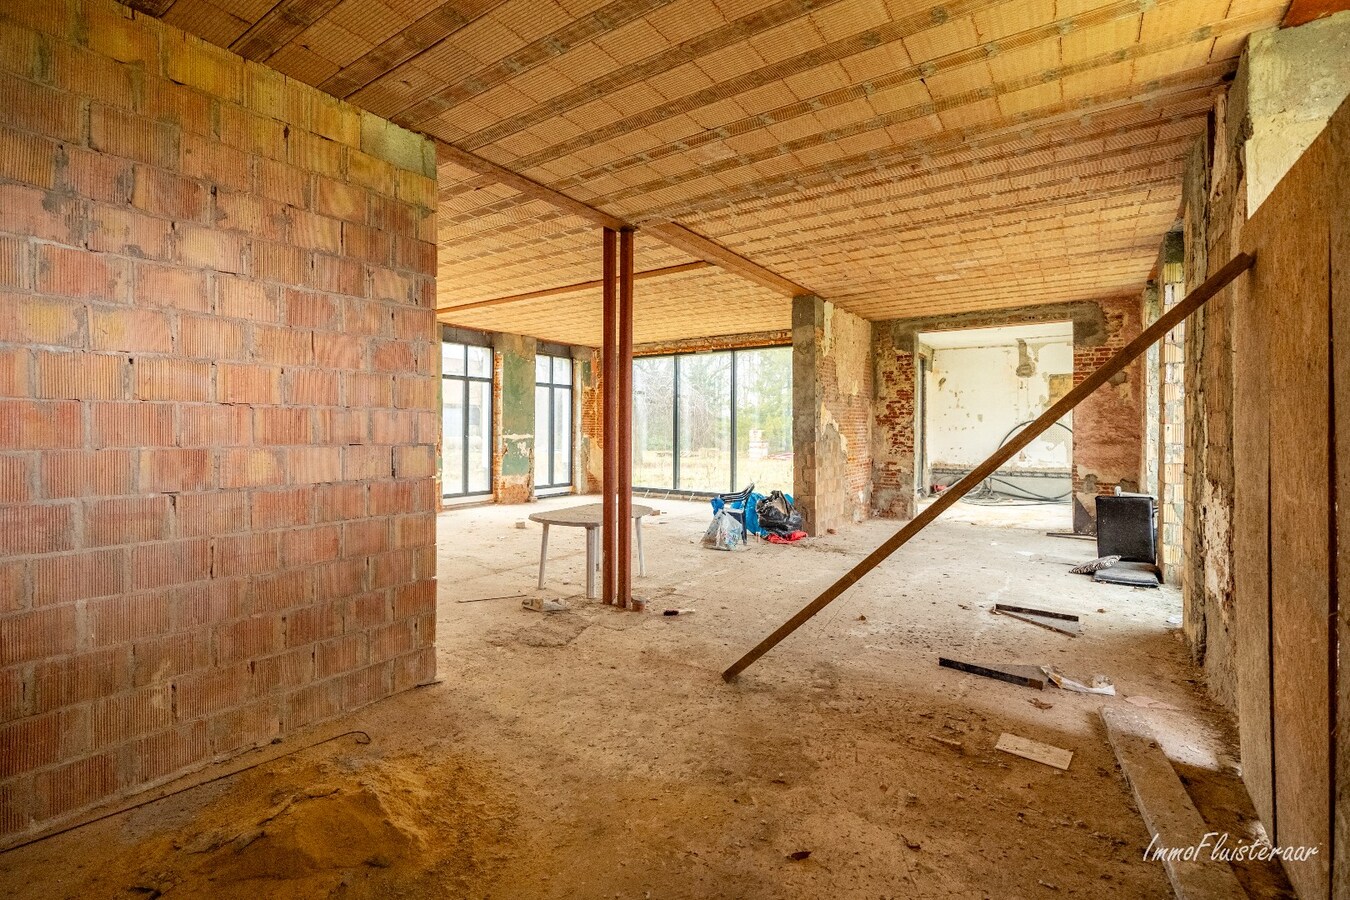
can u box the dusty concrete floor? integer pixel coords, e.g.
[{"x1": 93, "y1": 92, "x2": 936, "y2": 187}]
[{"x1": 1, "y1": 496, "x2": 1293, "y2": 898}]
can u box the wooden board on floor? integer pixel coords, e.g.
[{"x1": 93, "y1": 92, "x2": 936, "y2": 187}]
[
  {"x1": 1101, "y1": 707, "x2": 1247, "y2": 900},
  {"x1": 1331, "y1": 96, "x2": 1350, "y2": 900},
  {"x1": 1266, "y1": 130, "x2": 1333, "y2": 900},
  {"x1": 1233, "y1": 156, "x2": 1274, "y2": 836}
]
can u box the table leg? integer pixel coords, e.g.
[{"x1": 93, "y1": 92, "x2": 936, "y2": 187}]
[
  {"x1": 634, "y1": 517, "x2": 645, "y2": 577},
  {"x1": 537, "y1": 523, "x2": 549, "y2": 590},
  {"x1": 586, "y1": 527, "x2": 597, "y2": 599}
]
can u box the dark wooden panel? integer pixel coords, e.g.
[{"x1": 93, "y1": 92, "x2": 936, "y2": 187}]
[
  {"x1": 1330, "y1": 95, "x2": 1350, "y2": 900},
  {"x1": 1267, "y1": 131, "x2": 1332, "y2": 899},
  {"x1": 1234, "y1": 182, "x2": 1274, "y2": 832}
]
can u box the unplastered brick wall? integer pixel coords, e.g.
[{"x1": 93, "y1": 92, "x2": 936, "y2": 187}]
[
  {"x1": 0, "y1": 0, "x2": 438, "y2": 838},
  {"x1": 792, "y1": 297, "x2": 872, "y2": 534},
  {"x1": 872, "y1": 299, "x2": 1144, "y2": 531}
]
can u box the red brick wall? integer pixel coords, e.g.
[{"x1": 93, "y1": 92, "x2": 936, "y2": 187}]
[
  {"x1": 872, "y1": 346, "x2": 915, "y2": 518},
  {"x1": 0, "y1": 0, "x2": 438, "y2": 839}
]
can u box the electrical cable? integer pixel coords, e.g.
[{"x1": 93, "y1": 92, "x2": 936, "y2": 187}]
[{"x1": 941, "y1": 419, "x2": 1074, "y2": 504}]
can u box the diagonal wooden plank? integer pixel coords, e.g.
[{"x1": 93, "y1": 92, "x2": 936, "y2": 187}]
[{"x1": 721, "y1": 252, "x2": 1255, "y2": 680}]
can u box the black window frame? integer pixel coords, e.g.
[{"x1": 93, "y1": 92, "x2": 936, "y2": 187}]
[
  {"x1": 441, "y1": 338, "x2": 494, "y2": 500},
  {"x1": 633, "y1": 344, "x2": 791, "y2": 496},
  {"x1": 534, "y1": 352, "x2": 574, "y2": 493}
]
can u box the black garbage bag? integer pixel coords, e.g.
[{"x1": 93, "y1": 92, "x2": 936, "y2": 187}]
[{"x1": 756, "y1": 490, "x2": 803, "y2": 537}]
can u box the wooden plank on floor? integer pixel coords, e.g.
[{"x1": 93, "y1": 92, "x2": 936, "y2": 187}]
[
  {"x1": 1233, "y1": 169, "x2": 1274, "y2": 833},
  {"x1": 1267, "y1": 130, "x2": 1333, "y2": 900},
  {"x1": 1330, "y1": 95, "x2": 1349, "y2": 900},
  {"x1": 1101, "y1": 707, "x2": 1248, "y2": 900}
]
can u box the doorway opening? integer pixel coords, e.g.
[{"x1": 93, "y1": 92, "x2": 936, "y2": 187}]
[{"x1": 916, "y1": 322, "x2": 1074, "y2": 530}]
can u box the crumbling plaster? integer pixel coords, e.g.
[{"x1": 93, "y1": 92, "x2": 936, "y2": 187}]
[{"x1": 871, "y1": 299, "x2": 1144, "y2": 532}]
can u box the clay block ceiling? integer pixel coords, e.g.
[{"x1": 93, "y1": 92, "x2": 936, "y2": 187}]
[{"x1": 133, "y1": 0, "x2": 1288, "y2": 346}]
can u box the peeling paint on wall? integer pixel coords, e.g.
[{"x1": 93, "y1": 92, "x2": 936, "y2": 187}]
[{"x1": 493, "y1": 332, "x2": 536, "y2": 504}]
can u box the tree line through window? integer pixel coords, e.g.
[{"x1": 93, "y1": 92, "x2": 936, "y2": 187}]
[
  {"x1": 535, "y1": 354, "x2": 573, "y2": 492},
  {"x1": 633, "y1": 346, "x2": 793, "y2": 495},
  {"x1": 441, "y1": 341, "x2": 493, "y2": 498}
]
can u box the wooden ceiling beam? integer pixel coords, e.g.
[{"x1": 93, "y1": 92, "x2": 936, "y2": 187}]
[
  {"x1": 1281, "y1": 0, "x2": 1350, "y2": 27},
  {"x1": 436, "y1": 261, "x2": 712, "y2": 313},
  {"x1": 437, "y1": 140, "x2": 628, "y2": 231},
  {"x1": 435, "y1": 139, "x2": 819, "y2": 300},
  {"x1": 643, "y1": 223, "x2": 810, "y2": 298}
]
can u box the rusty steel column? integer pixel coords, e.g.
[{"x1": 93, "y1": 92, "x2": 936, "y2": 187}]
[
  {"x1": 617, "y1": 227, "x2": 635, "y2": 609},
  {"x1": 601, "y1": 229, "x2": 618, "y2": 605}
]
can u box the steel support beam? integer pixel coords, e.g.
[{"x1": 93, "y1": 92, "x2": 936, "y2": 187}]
[
  {"x1": 601, "y1": 229, "x2": 618, "y2": 605},
  {"x1": 617, "y1": 227, "x2": 636, "y2": 608}
]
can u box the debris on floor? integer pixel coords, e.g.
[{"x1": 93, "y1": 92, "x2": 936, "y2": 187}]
[
  {"x1": 993, "y1": 603, "x2": 1082, "y2": 636},
  {"x1": 995, "y1": 733, "x2": 1074, "y2": 770},
  {"x1": 459, "y1": 594, "x2": 528, "y2": 603},
  {"x1": 522, "y1": 598, "x2": 569, "y2": 613},
  {"x1": 661, "y1": 608, "x2": 696, "y2": 616},
  {"x1": 1042, "y1": 666, "x2": 1116, "y2": 695},
  {"x1": 1069, "y1": 555, "x2": 1120, "y2": 574},
  {"x1": 938, "y1": 657, "x2": 1047, "y2": 690}
]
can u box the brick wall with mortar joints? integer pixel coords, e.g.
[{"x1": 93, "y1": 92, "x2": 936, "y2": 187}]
[
  {"x1": 872, "y1": 297, "x2": 1145, "y2": 531},
  {"x1": 791, "y1": 299, "x2": 872, "y2": 533},
  {"x1": 0, "y1": 0, "x2": 438, "y2": 839}
]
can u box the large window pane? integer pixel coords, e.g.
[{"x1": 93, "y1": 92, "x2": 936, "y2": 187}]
[
  {"x1": 633, "y1": 356, "x2": 674, "y2": 489},
  {"x1": 553, "y1": 386, "x2": 570, "y2": 486},
  {"x1": 735, "y1": 347, "x2": 793, "y2": 492},
  {"x1": 443, "y1": 343, "x2": 465, "y2": 376},
  {"x1": 442, "y1": 339, "x2": 494, "y2": 498},
  {"x1": 467, "y1": 380, "x2": 492, "y2": 493},
  {"x1": 467, "y1": 345, "x2": 492, "y2": 377},
  {"x1": 677, "y1": 352, "x2": 732, "y2": 493},
  {"x1": 534, "y1": 354, "x2": 573, "y2": 490},
  {"x1": 442, "y1": 381, "x2": 465, "y2": 496},
  {"x1": 534, "y1": 385, "x2": 552, "y2": 487}
]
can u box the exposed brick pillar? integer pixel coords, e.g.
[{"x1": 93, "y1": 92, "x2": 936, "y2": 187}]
[
  {"x1": 870, "y1": 324, "x2": 917, "y2": 519},
  {"x1": 0, "y1": 0, "x2": 438, "y2": 839},
  {"x1": 792, "y1": 294, "x2": 872, "y2": 534}
]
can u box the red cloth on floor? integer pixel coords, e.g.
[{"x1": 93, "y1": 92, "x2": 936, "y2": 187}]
[{"x1": 766, "y1": 530, "x2": 808, "y2": 544}]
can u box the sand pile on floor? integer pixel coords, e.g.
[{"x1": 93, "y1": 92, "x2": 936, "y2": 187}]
[{"x1": 107, "y1": 750, "x2": 517, "y2": 899}]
